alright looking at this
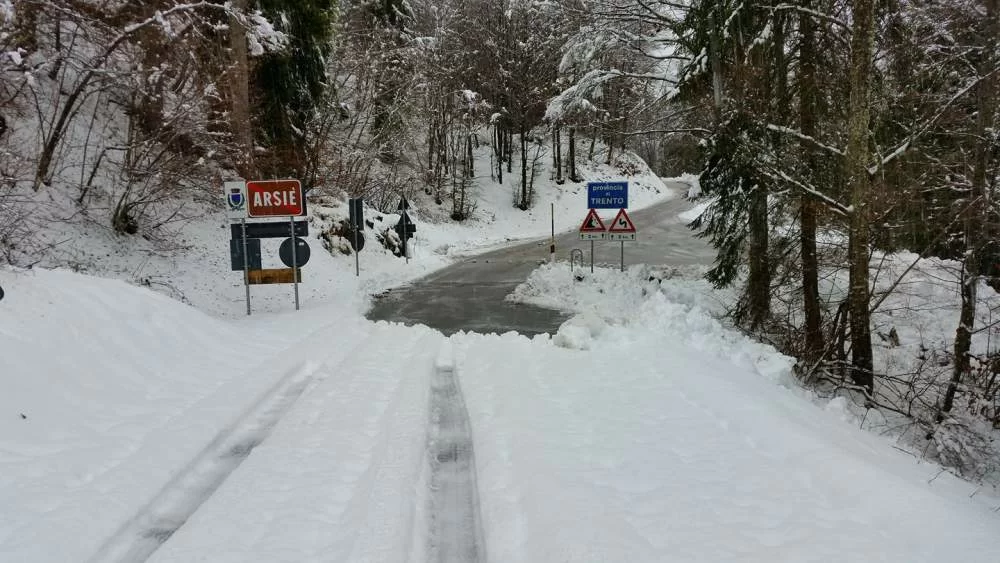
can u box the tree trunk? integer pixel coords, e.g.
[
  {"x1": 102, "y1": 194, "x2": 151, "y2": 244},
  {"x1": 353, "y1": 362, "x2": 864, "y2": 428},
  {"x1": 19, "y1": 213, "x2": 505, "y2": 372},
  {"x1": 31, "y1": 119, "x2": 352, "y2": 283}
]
[
  {"x1": 554, "y1": 124, "x2": 563, "y2": 183},
  {"x1": 228, "y1": 0, "x2": 254, "y2": 178},
  {"x1": 799, "y1": 0, "x2": 824, "y2": 360},
  {"x1": 747, "y1": 183, "x2": 770, "y2": 329},
  {"x1": 844, "y1": 0, "x2": 878, "y2": 393},
  {"x1": 506, "y1": 129, "x2": 513, "y2": 174},
  {"x1": 47, "y1": 19, "x2": 62, "y2": 80},
  {"x1": 428, "y1": 115, "x2": 436, "y2": 172},
  {"x1": 709, "y1": 2, "x2": 724, "y2": 123},
  {"x1": 14, "y1": 0, "x2": 39, "y2": 51},
  {"x1": 568, "y1": 126, "x2": 577, "y2": 182},
  {"x1": 943, "y1": 0, "x2": 998, "y2": 419},
  {"x1": 493, "y1": 123, "x2": 503, "y2": 183},
  {"x1": 745, "y1": 8, "x2": 773, "y2": 331},
  {"x1": 520, "y1": 125, "x2": 528, "y2": 209},
  {"x1": 466, "y1": 133, "x2": 474, "y2": 178}
]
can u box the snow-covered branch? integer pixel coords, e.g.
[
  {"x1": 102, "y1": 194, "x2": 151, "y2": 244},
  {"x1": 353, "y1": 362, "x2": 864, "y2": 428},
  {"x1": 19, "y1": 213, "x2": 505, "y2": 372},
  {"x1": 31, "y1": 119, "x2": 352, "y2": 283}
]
[
  {"x1": 766, "y1": 124, "x2": 845, "y2": 157},
  {"x1": 761, "y1": 167, "x2": 851, "y2": 216},
  {"x1": 621, "y1": 127, "x2": 710, "y2": 137},
  {"x1": 768, "y1": 4, "x2": 850, "y2": 30},
  {"x1": 871, "y1": 70, "x2": 995, "y2": 174},
  {"x1": 122, "y1": 2, "x2": 286, "y2": 55}
]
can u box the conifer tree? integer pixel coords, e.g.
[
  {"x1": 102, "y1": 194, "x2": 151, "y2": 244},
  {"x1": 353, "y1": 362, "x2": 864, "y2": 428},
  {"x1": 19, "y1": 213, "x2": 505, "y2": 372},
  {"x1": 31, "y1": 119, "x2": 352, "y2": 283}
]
[{"x1": 252, "y1": 0, "x2": 338, "y2": 178}]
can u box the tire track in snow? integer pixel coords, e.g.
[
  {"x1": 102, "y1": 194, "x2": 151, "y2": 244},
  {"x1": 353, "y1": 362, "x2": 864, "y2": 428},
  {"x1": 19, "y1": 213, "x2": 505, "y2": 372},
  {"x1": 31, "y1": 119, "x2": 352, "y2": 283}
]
[
  {"x1": 85, "y1": 361, "x2": 323, "y2": 563},
  {"x1": 426, "y1": 339, "x2": 487, "y2": 563}
]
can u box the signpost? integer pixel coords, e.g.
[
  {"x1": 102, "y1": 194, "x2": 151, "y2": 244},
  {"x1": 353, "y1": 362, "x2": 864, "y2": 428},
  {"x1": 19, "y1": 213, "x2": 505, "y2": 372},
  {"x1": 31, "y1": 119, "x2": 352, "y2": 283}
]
[
  {"x1": 587, "y1": 181, "x2": 628, "y2": 209},
  {"x1": 230, "y1": 238, "x2": 262, "y2": 271},
  {"x1": 579, "y1": 209, "x2": 607, "y2": 273},
  {"x1": 230, "y1": 221, "x2": 307, "y2": 240},
  {"x1": 607, "y1": 208, "x2": 637, "y2": 271},
  {"x1": 396, "y1": 197, "x2": 414, "y2": 263},
  {"x1": 349, "y1": 197, "x2": 364, "y2": 276},
  {"x1": 279, "y1": 237, "x2": 311, "y2": 268},
  {"x1": 225, "y1": 178, "x2": 309, "y2": 315},
  {"x1": 578, "y1": 181, "x2": 637, "y2": 273},
  {"x1": 226, "y1": 181, "x2": 247, "y2": 219},
  {"x1": 247, "y1": 179, "x2": 305, "y2": 217},
  {"x1": 248, "y1": 268, "x2": 301, "y2": 284}
]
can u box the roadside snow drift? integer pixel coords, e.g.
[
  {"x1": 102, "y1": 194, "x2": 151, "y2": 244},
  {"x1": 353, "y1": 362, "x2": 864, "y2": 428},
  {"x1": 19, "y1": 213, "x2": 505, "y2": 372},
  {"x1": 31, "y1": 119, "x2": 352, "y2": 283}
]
[
  {"x1": 0, "y1": 267, "x2": 373, "y2": 561},
  {"x1": 489, "y1": 263, "x2": 1000, "y2": 561}
]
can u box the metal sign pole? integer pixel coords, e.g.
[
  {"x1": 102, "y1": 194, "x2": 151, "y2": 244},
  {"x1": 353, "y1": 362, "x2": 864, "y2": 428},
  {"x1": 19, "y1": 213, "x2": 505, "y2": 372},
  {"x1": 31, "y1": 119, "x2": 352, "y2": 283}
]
[
  {"x1": 241, "y1": 217, "x2": 251, "y2": 316},
  {"x1": 590, "y1": 239, "x2": 594, "y2": 273},
  {"x1": 354, "y1": 227, "x2": 360, "y2": 277},
  {"x1": 620, "y1": 241, "x2": 624, "y2": 272},
  {"x1": 290, "y1": 216, "x2": 300, "y2": 310}
]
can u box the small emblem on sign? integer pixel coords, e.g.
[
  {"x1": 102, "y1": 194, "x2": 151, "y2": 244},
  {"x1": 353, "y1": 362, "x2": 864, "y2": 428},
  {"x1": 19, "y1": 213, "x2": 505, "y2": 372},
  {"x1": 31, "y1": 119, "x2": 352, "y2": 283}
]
[{"x1": 228, "y1": 188, "x2": 245, "y2": 211}]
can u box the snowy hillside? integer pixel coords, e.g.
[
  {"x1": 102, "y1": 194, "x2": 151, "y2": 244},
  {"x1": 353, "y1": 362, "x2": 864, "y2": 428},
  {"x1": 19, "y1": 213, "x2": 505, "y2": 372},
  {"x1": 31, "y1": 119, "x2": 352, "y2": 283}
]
[{"x1": 4, "y1": 134, "x2": 673, "y2": 318}]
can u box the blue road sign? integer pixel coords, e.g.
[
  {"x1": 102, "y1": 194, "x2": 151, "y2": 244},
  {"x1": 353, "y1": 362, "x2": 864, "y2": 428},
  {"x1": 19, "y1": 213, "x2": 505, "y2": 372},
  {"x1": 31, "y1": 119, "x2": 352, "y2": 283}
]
[{"x1": 587, "y1": 181, "x2": 628, "y2": 209}]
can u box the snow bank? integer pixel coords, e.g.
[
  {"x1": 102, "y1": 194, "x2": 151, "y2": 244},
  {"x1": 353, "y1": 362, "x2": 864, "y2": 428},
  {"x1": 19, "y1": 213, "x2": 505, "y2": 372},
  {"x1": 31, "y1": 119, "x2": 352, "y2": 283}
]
[
  {"x1": 511, "y1": 263, "x2": 790, "y2": 383},
  {"x1": 476, "y1": 263, "x2": 1000, "y2": 562},
  {"x1": 0, "y1": 267, "x2": 370, "y2": 561}
]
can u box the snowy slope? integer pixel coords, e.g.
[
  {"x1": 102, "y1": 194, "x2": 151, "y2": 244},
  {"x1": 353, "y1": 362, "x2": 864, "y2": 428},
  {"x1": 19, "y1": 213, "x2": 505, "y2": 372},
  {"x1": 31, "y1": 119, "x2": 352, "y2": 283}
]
[{"x1": 0, "y1": 267, "x2": 372, "y2": 561}]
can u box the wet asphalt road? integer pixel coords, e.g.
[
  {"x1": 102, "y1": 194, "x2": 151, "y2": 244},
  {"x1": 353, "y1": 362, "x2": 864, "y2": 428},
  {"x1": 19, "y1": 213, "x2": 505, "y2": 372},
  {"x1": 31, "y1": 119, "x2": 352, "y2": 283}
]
[{"x1": 366, "y1": 182, "x2": 714, "y2": 336}]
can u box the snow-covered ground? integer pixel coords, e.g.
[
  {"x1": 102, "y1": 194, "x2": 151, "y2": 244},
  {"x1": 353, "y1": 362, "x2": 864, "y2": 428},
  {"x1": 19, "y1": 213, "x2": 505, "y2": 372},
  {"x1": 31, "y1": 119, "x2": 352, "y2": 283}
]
[
  {"x1": 5, "y1": 259, "x2": 1000, "y2": 561},
  {"x1": 3, "y1": 147, "x2": 1000, "y2": 561}
]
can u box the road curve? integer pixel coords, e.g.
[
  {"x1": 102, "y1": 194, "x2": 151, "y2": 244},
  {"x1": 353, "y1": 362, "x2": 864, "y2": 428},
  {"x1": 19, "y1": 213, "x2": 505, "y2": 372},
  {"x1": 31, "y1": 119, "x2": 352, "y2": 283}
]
[{"x1": 367, "y1": 182, "x2": 713, "y2": 336}]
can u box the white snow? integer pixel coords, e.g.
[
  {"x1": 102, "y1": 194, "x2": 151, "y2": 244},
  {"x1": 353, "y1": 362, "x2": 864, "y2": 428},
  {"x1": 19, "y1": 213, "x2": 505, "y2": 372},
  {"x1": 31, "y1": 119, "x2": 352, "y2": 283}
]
[
  {"x1": 3, "y1": 147, "x2": 1000, "y2": 560},
  {"x1": 679, "y1": 197, "x2": 713, "y2": 223}
]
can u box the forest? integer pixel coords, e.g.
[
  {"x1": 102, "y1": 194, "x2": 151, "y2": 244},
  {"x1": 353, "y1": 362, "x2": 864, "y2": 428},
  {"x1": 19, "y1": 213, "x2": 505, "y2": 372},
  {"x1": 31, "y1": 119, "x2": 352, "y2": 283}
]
[{"x1": 1, "y1": 1, "x2": 998, "y2": 478}]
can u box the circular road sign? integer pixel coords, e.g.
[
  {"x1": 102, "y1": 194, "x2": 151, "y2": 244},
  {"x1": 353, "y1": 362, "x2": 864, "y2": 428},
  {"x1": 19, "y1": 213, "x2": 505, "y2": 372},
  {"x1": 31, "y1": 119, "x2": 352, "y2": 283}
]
[
  {"x1": 348, "y1": 229, "x2": 365, "y2": 252},
  {"x1": 279, "y1": 237, "x2": 311, "y2": 268}
]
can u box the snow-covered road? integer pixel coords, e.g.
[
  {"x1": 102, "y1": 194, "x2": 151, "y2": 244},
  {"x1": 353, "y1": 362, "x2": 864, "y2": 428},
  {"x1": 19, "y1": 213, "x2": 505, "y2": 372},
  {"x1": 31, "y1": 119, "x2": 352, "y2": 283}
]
[{"x1": 4, "y1": 217, "x2": 1000, "y2": 562}]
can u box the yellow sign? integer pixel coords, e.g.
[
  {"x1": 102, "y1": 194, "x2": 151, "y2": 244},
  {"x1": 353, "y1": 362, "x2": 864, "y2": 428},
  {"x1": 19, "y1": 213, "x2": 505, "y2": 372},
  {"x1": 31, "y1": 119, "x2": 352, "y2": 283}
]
[{"x1": 247, "y1": 268, "x2": 301, "y2": 285}]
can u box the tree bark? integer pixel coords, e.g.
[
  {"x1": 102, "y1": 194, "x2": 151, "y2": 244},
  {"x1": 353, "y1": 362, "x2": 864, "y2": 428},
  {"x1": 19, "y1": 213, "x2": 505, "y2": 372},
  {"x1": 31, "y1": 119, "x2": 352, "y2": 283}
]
[
  {"x1": 943, "y1": 0, "x2": 998, "y2": 418},
  {"x1": 747, "y1": 182, "x2": 770, "y2": 329},
  {"x1": 554, "y1": 124, "x2": 563, "y2": 184},
  {"x1": 799, "y1": 0, "x2": 824, "y2": 360},
  {"x1": 844, "y1": 0, "x2": 878, "y2": 393},
  {"x1": 568, "y1": 126, "x2": 577, "y2": 182},
  {"x1": 709, "y1": 2, "x2": 724, "y2": 123},
  {"x1": 228, "y1": 0, "x2": 254, "y2": 178},
  {"x1": 494, "y1": 123, "x2": 503, "y2": 183},
  {"x1": 745, "y1": 7, "x2": 773, "y2": 330},
  {"x1": 520, "y1": 124, "x2": 528, "y2": 209}
]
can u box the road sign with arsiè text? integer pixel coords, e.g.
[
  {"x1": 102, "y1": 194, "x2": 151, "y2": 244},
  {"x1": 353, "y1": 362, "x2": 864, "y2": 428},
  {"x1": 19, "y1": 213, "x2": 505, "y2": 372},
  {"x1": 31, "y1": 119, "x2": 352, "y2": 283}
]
[{"x1": 247, "y1": 179, "x2": 304, "y2": 217}]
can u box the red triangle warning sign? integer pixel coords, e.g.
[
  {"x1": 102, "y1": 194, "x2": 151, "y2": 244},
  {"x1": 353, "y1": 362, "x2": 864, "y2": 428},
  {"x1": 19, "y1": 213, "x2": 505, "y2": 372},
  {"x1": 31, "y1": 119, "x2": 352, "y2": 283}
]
[
  {"x1": 608, "y1": 208, "x2": 636, "y2": 233},
  {"x1": 579, "y1": 208, "x2": 607, "y2": 233}
]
